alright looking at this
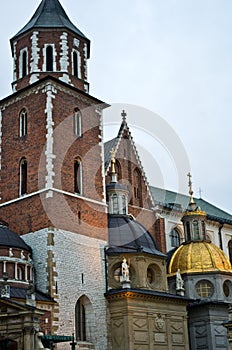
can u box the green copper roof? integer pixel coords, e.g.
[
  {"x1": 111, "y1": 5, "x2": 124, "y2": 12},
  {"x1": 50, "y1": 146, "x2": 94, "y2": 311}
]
[
  {"x1": 151, "y1": 186, "x2": 232, "y2": 225},
  {"x1": 11, "y1": 0, "x2": 88, "y2": 41}
]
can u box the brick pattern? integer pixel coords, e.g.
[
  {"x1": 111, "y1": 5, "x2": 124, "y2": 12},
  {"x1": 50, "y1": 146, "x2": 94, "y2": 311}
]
[{"x1": 12, "y1": 29, "x2": 89, "y2": 93}]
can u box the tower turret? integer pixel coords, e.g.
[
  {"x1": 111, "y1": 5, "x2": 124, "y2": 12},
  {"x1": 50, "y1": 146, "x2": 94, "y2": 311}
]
[
  {"x1": 10, "y1": 0, "x2": 90, "y2": 93},
  {"x1": 181, "y1": 173, "x2": 207, "y2": 242}
]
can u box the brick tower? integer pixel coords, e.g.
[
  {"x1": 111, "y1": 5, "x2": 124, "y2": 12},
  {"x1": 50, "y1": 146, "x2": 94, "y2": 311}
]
[{"x1": 0, "y1": 0, "x2": 108, "y2": 348}]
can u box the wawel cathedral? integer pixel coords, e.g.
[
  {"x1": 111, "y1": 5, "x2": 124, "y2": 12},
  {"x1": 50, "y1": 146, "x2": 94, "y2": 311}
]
[{"x1": 1, "y1": 1, "x2": 232, "y2": 349}]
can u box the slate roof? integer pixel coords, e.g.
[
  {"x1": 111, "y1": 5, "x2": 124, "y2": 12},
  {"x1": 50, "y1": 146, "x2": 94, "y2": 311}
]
[
  {"x1": 10, "y1": 287, "x2": 55, "y2": 303},
  {"x1": 0, "y1": 224, "x2": 32, "y2": 252},
  {"x1": 11, "y1": 0, "x2": 89, "y2": 48},
  {"x1": 151, "y1": 186, "x2": 232, "y2": 225},
  {"x1": 107, "y1": 215, "x2": 166, "y2": 257}
]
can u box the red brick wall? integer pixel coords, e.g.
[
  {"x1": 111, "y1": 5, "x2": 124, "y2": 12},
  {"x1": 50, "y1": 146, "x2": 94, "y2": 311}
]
[
  {"x1": 12, "y1": 29, "x2": 89, "y2": 92},
  {"x1": 0, "y1": 81, "x2": 107, "y2": 240}
]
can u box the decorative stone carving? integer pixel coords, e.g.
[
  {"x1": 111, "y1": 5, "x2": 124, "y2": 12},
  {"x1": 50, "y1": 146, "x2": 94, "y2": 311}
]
[{"x1": 155, "y1": 314, "x2": 165, "y2": 330}]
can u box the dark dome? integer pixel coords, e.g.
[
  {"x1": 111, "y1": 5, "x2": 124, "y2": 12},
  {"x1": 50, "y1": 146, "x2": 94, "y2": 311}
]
[
  {"x1": 107, "y1": 215, "x2": 165, "y2": 257},
  {"x1": 0, "y1": 224, "x2": 32, "y2": 252}
]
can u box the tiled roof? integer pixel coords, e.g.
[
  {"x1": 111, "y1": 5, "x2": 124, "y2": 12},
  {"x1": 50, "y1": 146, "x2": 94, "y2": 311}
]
[{"x1": 12, "y1": 0, "x2": 88, "y2": 43}]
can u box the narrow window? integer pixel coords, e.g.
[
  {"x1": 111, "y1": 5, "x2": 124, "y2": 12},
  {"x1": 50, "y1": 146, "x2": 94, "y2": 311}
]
[
  {"x1": 112, "y1": 194, "x2": 119, "y2": 214},
  {"x1": 133, "y1": 168, "x2": 142, "y2": 205},
  {"x1": 73, "y1": 109, "x2": 82, "y2": 137},
  {"x1": 201, "y1": 221, "x2": 206, "y2": 239},
  {"x1": 46, "y1": 45, "x2": 53, "y2": 71},
  {"x1": 193, "y1": 220, "x2": 200, "y2": 240},
  {"x1": 186, "y1": 221, "x2": 191, "y2": 241},
  {"x1": 74, "y1": 159, "x2": 82, "y2": 194},
  {"x1": 19, "y1": 109, "x2": 27, "y2": 137},
  {"x1": 73, "y1": 51, "x2": 78, "y2": 77},
  {"x1": 22, "y1": 51, "x2": 27, "y2": 77},
  {"x1": 122, "y1": 195, "x2": 127, "y2": 214},
  {"x1": 20, "y1": 158, "x2": 27, "y2": 196},
  {"x1": 77, "y1": 300, "x2": 86, "y2": 341}
]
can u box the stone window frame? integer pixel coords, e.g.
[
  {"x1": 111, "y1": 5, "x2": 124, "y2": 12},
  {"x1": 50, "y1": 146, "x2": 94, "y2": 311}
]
[
  {"x1": 72, "y1": 48, "x2": 82, "y2": 79},
  {"x1": 73, "y1": 108, "x2": 82, "y2": 138},
  {"x1": 42, "y1": 44, "x2": 57, "y2": 72},
  {"x1": 19, "y1": 108, "x2": 28, "y2": 137},
  {"x1": 19, "y1": 47, "x2": 28, "y2": 78}
]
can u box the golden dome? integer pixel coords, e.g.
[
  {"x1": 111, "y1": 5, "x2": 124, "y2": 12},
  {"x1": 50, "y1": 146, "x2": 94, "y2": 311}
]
[{"x1": 168, "y1": 241, "x2": 231, "y2": 275}]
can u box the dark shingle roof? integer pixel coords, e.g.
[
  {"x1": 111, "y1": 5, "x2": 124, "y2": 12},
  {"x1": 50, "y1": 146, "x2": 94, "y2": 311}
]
[
  {"x1": 0, "y1": 224, "x2": 32, "y2": 252},
  {"x1": 107, "y1": 215, "x2": 166, "y2": 257},
  {"x1": 11, "y1": 0, "x2": 89, "y2": 45},
  {"x1": 151, "y1": 186, "x2": 232, "y2": 225},
  {"x1": 10, "y1": 287, "x2": 55, "y2": 303}
]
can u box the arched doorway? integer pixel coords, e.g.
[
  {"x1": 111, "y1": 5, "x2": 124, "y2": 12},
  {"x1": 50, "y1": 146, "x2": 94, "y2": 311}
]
[{"x1": 0, "y1": 340, "x2": 17, "y2": 350}]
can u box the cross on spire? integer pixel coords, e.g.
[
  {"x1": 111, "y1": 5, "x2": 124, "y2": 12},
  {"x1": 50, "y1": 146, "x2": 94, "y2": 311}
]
[
  {"x1": 187, "y1": 172, "x2": 194, "y2": 204},
  {"x1": 121, "y1": 110, "x2": 127, "y2": 123}
]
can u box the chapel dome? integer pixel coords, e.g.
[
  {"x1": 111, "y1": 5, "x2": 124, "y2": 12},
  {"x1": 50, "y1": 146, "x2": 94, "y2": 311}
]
[
  {"x1": 0, "y1": 223, "x2": 31, "y2": 252},
  {"x1": 107, "y1": 215, "x2": 165, "y2": 257},
  {"x1": 168, "y1": 241, "x2": 231, "y2": 275}
]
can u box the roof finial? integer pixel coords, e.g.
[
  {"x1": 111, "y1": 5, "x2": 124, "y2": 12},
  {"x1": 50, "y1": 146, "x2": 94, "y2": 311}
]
[
  {"x1": 110, "y1": 148, "x2": 116, "y2": 174},
  {"x1": 121, "y1": 110, "x2": 127, "y2": 123},
  {"x1": 187, "y1": 172, "x2": 195, "y2": 205}
]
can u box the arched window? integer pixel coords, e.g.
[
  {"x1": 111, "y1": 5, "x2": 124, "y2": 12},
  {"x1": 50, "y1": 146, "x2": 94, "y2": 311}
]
[
  {"x1": 171, "y1": 228, "x2": 180, "y2": 247},
  {"x1": 228, "y1": 240, "x2": 232, "y2": 264},
  {"x1": 46, "y1": 45, "x2": 53, "y2": 71},
  {"x1": 74, "y1": 159, "x2": 82, "y2": 194},
  {"x1": 133, "y1": 168, "x2": 142, "y2": 205},
  {"x1": 73, "y1": 51, "x2": 78, "y2": 77},
  {"x1": 17, "y1": 265, "x2": 24, "y2": 281},
  {"x1": 19, "y1": 109, "x2": 27, "y2": 137},
  {"x1": 201, "y1": 221, "x2": 206, "y2": 239},
  {"x1": 73, "y1": 108, "x2": 82, "y2": 137},
  {"x1": 112, "y1": 194, "x2": 119, "y2": 214},
  {"x1": 22, "y1": 50, "x2": 27, "y2": 77},
  {"x1": 20, "y1": 158, "x2": 27, "y2": 196},
  {"x1": 75, "y1": 296, "x2": 94, "y2": 343}
]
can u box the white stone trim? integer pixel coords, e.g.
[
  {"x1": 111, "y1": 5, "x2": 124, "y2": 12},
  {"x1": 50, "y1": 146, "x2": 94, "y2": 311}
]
[
  {"x1": 0, "y1": 109, "x2": 2, "y2": 172},
  {"x1": 73, "y1": 38, "x2": 80, "y2": 48},
  {"x1": 42, "y1": 44, "x2": 57, "y2": 72},
  {"x1": 19, "y1": 47, "x2": 29, "y2": 78},
  {"x1": 0, "y1": 187, "x2": 107, "y2": 208},
  {"x1": 12, "y1": 41, "x2": 17, "y2": 82},
  {"x1": 43, "y1": 83, "x2": 56, "y2": 198},
  {"x1": 96, "y1": 108, "x2": 106, "y2": 202},
  {"x1": 30, "y1": 31, "x2": 40, "y2": 84},
  {"x1": 60, "y1": 32, "x2": 69, "y2": 72},
  {"x1": 83, "y1": 43, "x2": 88, "y2": 80},
  {"x1": 72, "y1": 48, "x2": 82, "y2": 79}
]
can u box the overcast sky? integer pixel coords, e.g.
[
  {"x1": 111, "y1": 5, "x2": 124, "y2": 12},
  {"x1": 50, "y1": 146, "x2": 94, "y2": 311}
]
[{"x1": 1, "y1": 0, "x2": 232, "y2": 213}]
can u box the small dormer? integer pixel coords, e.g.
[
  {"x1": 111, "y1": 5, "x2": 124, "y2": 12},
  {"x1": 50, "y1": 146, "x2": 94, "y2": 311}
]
[{"x1": 10, "y1": 0, "x2": 90, "y2": 93}]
